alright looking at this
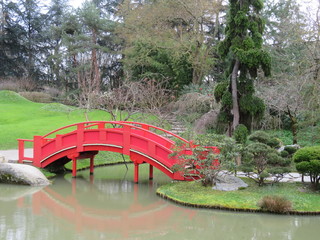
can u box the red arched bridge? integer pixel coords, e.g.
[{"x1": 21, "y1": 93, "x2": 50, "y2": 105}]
[{"x1": 18, "y1": 121, "x2": 218, "y2": 183}]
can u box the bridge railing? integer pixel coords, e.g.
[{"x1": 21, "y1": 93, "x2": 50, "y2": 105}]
[{"x1": 18, "y1": 121, "x2": 190, "y2": 164}]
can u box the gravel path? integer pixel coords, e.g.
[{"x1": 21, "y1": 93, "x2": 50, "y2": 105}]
[{"x1": 0, "y1": 148, "x2": 33, "y2": 162}]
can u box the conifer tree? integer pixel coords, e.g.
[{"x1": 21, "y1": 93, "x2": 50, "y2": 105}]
[{"x1": 216, "y1": 0, "x2": 271, "y2": 134}]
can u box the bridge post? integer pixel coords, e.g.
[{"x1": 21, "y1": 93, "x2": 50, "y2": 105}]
[
  {"x1": 72, "y1": 157, "x2": 77, "y2": 178},
  {"x1": 134, "y1": 163, "x2": 139, "y2": 183},
  {"x1": 149, "y1": 165, "x2": 153, "y2": 180},
  {"x1": 90, "y1": 156, "x2": 95, "y2": 175}
]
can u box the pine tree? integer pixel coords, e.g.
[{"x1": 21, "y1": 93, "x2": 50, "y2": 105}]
[
  {"x1": 216, "y1": 0, "x2": 271, "y2": 134},
  {"x1": 0, "y1": 0, "x2": 25, "y2": 77}
]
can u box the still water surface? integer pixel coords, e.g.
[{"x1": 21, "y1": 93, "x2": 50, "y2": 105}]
[{"x1": 0, "y1": 164, "x2": 319, "y2": 240}]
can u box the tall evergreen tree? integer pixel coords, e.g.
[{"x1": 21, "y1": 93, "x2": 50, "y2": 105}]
[
  {"x1": 17, "y1": 0, "x2": 48, "y2": 81},
  {"x1": 46, "y1": 0, "x2": 69, "y2": 87},
  {"x1": 0, "y1": 0, "x2": 25, "y2": 77},
  {"x1": 216, "y1": 0, "x2": 271, "y2": 134}
]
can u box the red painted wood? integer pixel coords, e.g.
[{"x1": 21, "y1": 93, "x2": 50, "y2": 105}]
[
  {"x1": 149, "y1": 165, "x2": 153, "y2": 180},
  {"x1": 17, "y1": 121, "x2": 218, "y2": 181},
  {"x1": 90, "y1": 156, "x2": 94, "y2": 175},
  {"x1": 134, "y1": 163, "x2": 139, "y2": 183}
]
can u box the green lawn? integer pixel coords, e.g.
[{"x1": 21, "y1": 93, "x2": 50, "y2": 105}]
[
  {"x1": 0, "y1": 90, "x2": 169, "y2": 150},
  {"x1": 0, "y1": 90, "x2": 112, "y2": 150},
  {"x1": 157, "y1": 179, "x2": 320, "y2": 212}
]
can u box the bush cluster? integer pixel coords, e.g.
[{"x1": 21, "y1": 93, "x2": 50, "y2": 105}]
[
  {"x1": 258, "y1": 195, "x2": 292, "y2": 213},
  {"x1": 249, "y1": 131, "x2": 281, "y2": 148},
  {"x1": 293, "y1": 146, "x2": 320, "y2": 186},
  {"x1": 19, "y1": 91, "x2": 52, "y2": 103}
]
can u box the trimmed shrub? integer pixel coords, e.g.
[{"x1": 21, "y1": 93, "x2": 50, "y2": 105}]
[
  {"x1": 294, "y1": 146, "x2": 320, "y2": 186},
  {"x1": 214, "y1": 81, "x2": 229, "y2": 102},
  {"x1": 19, "y1": 91, "x2": 52, "y2": 103},
  {"x1": 241, "y1": 142, "x2": 291, "y2": 186},
  {"x1": 258, "y1": 195, "x2": 292, "y2": 213},
  {"x1": 234, "y1": 124, "x2": 248, "y2": 144},
  {"x1": 249, "y1": 131, "x2": 280, "y2": 148},
  {"x1": 280, "y1": 150, "x2": 289, "y2": 158},
  {"x1": 284, "y1": 146, "x2": 298, "y2": 155},
  {"x1": 249, "y1": 131, "x2": 270, "y2": 144},
  {"x1": 293, "y1": 146, "x2": 320, "y2": 163}
]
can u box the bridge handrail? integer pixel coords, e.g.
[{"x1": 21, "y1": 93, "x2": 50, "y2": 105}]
[
  {"x1": 35, "y1": 121, "x2": 189, "y2": 144},
  {"x1": 117, "y1": 121, "x2": 189, "y2": 144}
]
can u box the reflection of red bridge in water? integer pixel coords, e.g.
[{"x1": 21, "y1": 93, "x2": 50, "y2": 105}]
[
  {"x1": 18, "y1": 121, "x2": 219, "y2": 182},
  {"x1": 17, "y1": 177, "x2": 197, "y2": 238}
]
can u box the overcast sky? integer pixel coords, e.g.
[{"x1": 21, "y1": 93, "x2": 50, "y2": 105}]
[{"x1": 68, "y1": 0, "x2": 84, "y2": 8}]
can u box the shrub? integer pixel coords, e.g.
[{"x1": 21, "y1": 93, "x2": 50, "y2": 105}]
[
  {"x1": 249, "y1": 131, "x2": 270, "y2": 144},
  {"x1": 19, "y1": 91, "x2": 52, "y2": 103},
  {"x1": 214, "y1": 81, "x2": 229, "y2": 102},
  {"x1": 293, "y1": 146, "x2": 320, "y2": 163},
  {"x1": 240, "y1": 142, "x2": 291, "y2": 186},
  {"x1": 266, "y1": 137, "x2": 281, "y2": 148},
  {"x1": 258, "y1": 195, "x2": 292, "y2": 213},
  {"x1": 293, "y1": 146, "x2": 320, "y2": 187},
  {"x1": 234, "y1": 124, "x2": 248, "y2": 144},
  {"x1": 249, "y1": 131, "x2": 280, "y2": 148},
  {"x1": 280, "y1": 150, "x2": 289, "y2": 158},
  {"x1": 284, "y1": 146, "x2": 298, "y2": 155},
  {"x1": 0, "y1": 81, "x2": 21, "y2": 92}
]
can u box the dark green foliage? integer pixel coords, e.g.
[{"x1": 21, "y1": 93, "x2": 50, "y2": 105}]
[
  {"x1": 234, "y1": 124, "x2": 248, "y2": 144},
  {"x1": 280, "y1": 150, "x2": 289, "y2": 158},
  {"x1": 284, "y1": 146, "x2": 297, "y2": 155},
  {"x1": 249, "y1": 131, "x2": 270, "y2": 143},
  {"x1": 171, "y1": 133, "x2": 240, "y2": 186},
  {"x1": 249, "y1": 131, "x2": 281, "y2": 148},
  {"x1": 216, "y1": 0, "x2": 271, "y2": 130},
  {"x1": 293, "y1": 146, "x2": 320, "y2": 163},
  {"x1": 128, "y1": 40, "x2": 193, "y2": 91},
  {"x1": 241, "y1": 141, "x2": 291, "y2": 186},
  {"x1": 239, "y1": 95, "x2": 265, "y2": 117},
  {"x1": 258, "y1": 195, "x2": 292, "y2": 213},
  {"x1": 293, "y1": 146, "x2": 320, "y2": 187},
  {"x1": 214, "y1": 81, "x2": 229, "y2": 102}
]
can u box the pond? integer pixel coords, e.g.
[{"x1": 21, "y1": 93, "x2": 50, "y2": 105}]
[{"x1": 0, "y1": 164, "x2": 319, "y2": 240}]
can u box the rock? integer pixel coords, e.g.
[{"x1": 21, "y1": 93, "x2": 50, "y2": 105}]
[
  {"x1": 212, "y1": 173, "x2": 248, "y2": 191},
  {"x1": 0, "y1": 156, "x2": 6, "y2": 163},
  {"x1": 277, "y1": 144, "x2": 300, "y2": 152},
  {"x1": 0, "y1": 163, "x2": 50, "y2": 186},
  {"x1": 194, "y1": 110, "x2": 219, "y2": 134}
]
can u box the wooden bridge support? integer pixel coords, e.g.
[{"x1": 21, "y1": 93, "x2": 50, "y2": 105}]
[
  {"x1": 90, "y1": 156, "x2": 95, "y2": 175},
  {"x1": 134, "y1": 163, "x2": 139, "y2": 183},
  {"x1": 149, "y1": 165, "x2": 153, "y2": 180},
  {"x1": 72, "y1": 156, "x2": 77, "y2": 178}
]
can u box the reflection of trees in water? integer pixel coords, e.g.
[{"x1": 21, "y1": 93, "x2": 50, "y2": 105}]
[{"x1": 1, "y1": 168, "x2": 320, "y2": 240}]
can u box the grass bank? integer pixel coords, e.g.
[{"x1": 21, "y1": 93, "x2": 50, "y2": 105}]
[
  {"x1": 0, "y1": 90, "x2": 111, "y2": 149},
  {"x1": 0, "y1": 90, "x2": 164, "y2": 150},
  {"x1": 157, "y1": 179, "x2": 320, "y2": 214}
]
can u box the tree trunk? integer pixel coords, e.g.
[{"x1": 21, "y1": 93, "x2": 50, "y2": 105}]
[
  {"x1": 231, "y1": 59, "x2": 240, "y2": 131},
  {"x1": 91, "y1": 28, "x2": 100, "y2": 93},
  {"x1": 286, "y1": 106, "x2": 298, "y2": 144}
]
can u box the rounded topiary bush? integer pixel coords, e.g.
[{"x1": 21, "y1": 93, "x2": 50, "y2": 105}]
[
  {"x1": 293, "y1": 146, "x2": 320, "y2": 163},
  {"x1": 280, "y1": 150, "x2": 289, "y2": 158},
  {"x1": 249, "y1": 131, "x2": 281, "y2": 148},
  {"x1": 293, "y1": 146, "x2": 320, "y2": 186},
  {"x1": 214, "y1": 81, "x2": 229, "y2": 102},
  {"x1": 234, "y1": 124, "x2": 249, "y2": 144},
  {"x1": 249, "y1": 131, "x2": 270, "y2": 144},
  {"x1": 284, "y1": 146, "x2": 298, "y2": 155}
]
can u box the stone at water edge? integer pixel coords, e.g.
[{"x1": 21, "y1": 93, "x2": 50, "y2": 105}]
[
  {"x1": 212, "y1": 173, "x2": 248, "y2": 191},
  {"x1": 0, "y1": 163, "x2": 50, "y2": 186}
]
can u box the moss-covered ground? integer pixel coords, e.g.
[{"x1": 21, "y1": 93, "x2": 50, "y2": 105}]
[{"x1": 157, "y1": 179, "x2": 320, "y2": 213}]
